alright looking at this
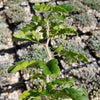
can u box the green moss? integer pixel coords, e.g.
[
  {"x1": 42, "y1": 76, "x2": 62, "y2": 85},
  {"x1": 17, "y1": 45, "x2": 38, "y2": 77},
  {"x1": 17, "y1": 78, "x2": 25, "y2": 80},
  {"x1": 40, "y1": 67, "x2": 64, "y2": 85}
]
[
  {"x1": 0, "y1": 28, "x2": 11, "y2": 44},
  {"x1": 4, "y1": 6, "x2": 26, "y2": 23},
  {"x1": 0, "y1": 17, "x2": 4, "y2": 23},
  {"x1": 72, "y1": 13, "x2": 95, "y2": 26},
  {"x1": 4, "y1": 0, "x2": 28, "y2": 6},
  {"x1": 0, "y1": 62, "x2": 9, "y2": 85},
  {"x1": 21, "y1": 44, "x2": 49, "y2": 62},
  {"x1": 88, "y1": 31, "x2": 100, "y2": 54},
  {"x1": 74, "y1": 64, "x2": 100, "y2": 98},
  {"x1": 82, "y1": 0, "x2": 100, "y2": 11}
]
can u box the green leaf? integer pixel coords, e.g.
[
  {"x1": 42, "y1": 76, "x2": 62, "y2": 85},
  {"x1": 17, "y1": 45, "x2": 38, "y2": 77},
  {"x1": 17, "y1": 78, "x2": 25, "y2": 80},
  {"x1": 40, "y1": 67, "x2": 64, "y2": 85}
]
[
  {"x1": 52, "y1": 89, "x2": 70, "y2": 99},
  {"x1": 13, "y1": 30, "x2": 41, "y2": 43},
  {"x1": 13, "y1": 31, "x2": 34, "y2": 42},
  {"x1": 30, "y1": 73, "x2": 46, "y2": 82},
  {"x1": 64, "y1": 86, "x2": 89, "y2": 100},
  {"x1": 9, "y1": 60, "x2": 35, "y2": 73},
  {"x1": 40, "y1": 2, "x2": 45, "y2": 11},
  {"x1": 60, "y1": 50, "x2": 88, "y2": 63},
  {"x1": 8, "y1": 61, "x2": 23, "y2": 73},
  {"x1": 34, "y1": 2, "x2": 51, "y2": 11},
  {"x1": 51, "y1": 86, "x2": 89, "y2": 100},
  {"x1": 46, "y1": 59, "x2": 60, "y2": 74},
  {"x1": 22, "y1": 24, "x2": 32, "y2": 32},
  {"x1": 50, "y1": 24, "x2": 78, "y2": 38},
  {"x1": 29, "y1": 61, "x2": 51, "y2": 75},
  {"x1": 59, "y1": 27, "x2": 78, "y2": 36},
  {"x1": 55, "y1": 13, "x2": 66, "y2": 20},
  {"x1": 58, "y1": 4, "x2": 73, "y2": 12},
  {"x1": 19, "y1": 89, "x2": 38, "y2": 99},
  {"x1": 34, "y1": 2, "x2": 41, "y2": 10},
  {"x1": 31, "y1": 16, "x2": 38, "y2": 22},
  {"x1": 61, "y1": 34, "x2": 66, "y2": 39},
  {"x1": 46, "y1": 78, "x2": 75, "y2": 95},
  {"x1": 50, "y1": 74, "x2": 59, "y2": 79},
  {"x1": 53, "y1": 6, "x2": 68, "y2": 13},
  {"x1": 31, "y1": 96, "x2": 41, "y2": 100},
  {"x1": 54, "y1": 45, "x2": 63, "y2": 53},
  {"x1": 77, "y1": 53, "x2": 89, "y2": 63},
  {"x1": 52, "y1": 78, "x2": 73, "y2": 87},
  {"x1": 42, "y1": 3, "x2": 51, "y2": 11},
  {"x1": 19, "y1": 90, "x2": 30, "y2": 99},
  {"x1": 32, "y1": 31, "x2": 40, "y2": 42},
  {"x1": 46, "y1": 82, "x2": 53, "y2": 94}
]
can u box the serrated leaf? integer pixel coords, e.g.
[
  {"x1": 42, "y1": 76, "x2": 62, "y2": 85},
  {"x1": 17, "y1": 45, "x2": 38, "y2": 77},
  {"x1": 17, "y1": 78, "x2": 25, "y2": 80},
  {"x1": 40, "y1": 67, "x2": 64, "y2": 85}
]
[
  {"x1": 32, "y1": 96, "x2": 41, "y2": 100},
  {"x1": 8, "y1": 61, "x2": 23, "y2": 73},
  {"x1": 52, "y1": 78, "x2": 73, "y2": 86},
  {"x1": 77, "y1": 53, "x2": 88, "y2": 63},
  {"x1": 60, "y1": 50, "x2": 88, "y2": 63},
  {"x1": 30, "y1": 73, "x2": 46, "y2": 82},
  {"x1": 34, "y1": 2, "x2": 51, "y2": 11},
  {"x1": 54, "y1": 45, "x2": 63, "y2": 53},
  {"x1": 19, "y1": 89, "x2": 38, "y2": 99},
  {"x1": 46, "y1": 59, "x2": 60, "y2": 74},
  {"x1": 22, "y1": 23, "x2": 36, "y2": 32},
  {"x1": 58, "y1": 27, "x2": 78, "y2": 35},
  {"x1": 32, "y1": 31, "x2": 40, "y2": 42},
  {"x1": 51, "y1": 86, "x2": 89, "y2": 100},
  {"x1": 29, "y1": 61, "x2": 51, "y2": 75},
  {"x1": 34, "y1": 2, "x2": 41, "y2": 10},
  {"x1": 51, "y1": 89, "x2": 70, "y2": 99},
  {"x1": 58, "y1": 4, "x2": 73, "y2": 12},
  {"x1": 19, "y1": 90, "x2": 31, "y2": 99},
  {"x1": 38, "y1": 87, "x2": 42, "y2": 92},
  {"x1": 31, "y1": 16, "x2": 38, "y2": 22},
  {"x1": 50, "y1": 25, "x2": 78, "y2": 38},
  {"x1": 9, "y1": 60, "x2": 35, "y2": 73},
  {"x1": 53, "y1": 6, "x2": 68, "y2": 13},
  {"x1": 61, "y1": 34, "x2": 66, "y2": 39},
  {"x1": 46, "y1": 82, "x2": 53, "y2": 94},
  {"x1": 13, "y1": 31, "x2": 34, "y2": 42},
  {"x1": 43, "y1": 3, "x2": 51, "y2": 11},
  {"x1": 64, "y1": 86, "x2": 89, "y2": 100},
  {"x1": 40, "y1": 2, "x2": 45, "y2": 11},
  {"x1": 55, "y1": 13, "x2": 66, "y2": 20}
]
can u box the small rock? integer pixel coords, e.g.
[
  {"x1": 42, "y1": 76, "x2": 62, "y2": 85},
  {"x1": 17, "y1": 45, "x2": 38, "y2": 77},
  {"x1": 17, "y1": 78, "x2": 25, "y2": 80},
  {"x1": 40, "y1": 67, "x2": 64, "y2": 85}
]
[
  {"x1": 29, "y1": 0, "x2": 50, "y2": 3},
  {"x1": 0, "y1": 1, "x2": 3, "y2": 8},
  {"x1": 8, "y1": 72, "x2": 19, "y2": 84}
]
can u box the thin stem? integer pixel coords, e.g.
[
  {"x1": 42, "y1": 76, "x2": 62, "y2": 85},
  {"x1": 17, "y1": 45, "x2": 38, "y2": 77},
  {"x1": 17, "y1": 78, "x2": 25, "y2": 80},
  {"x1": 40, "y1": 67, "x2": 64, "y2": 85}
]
[
  {"x1": 47, "y1": 19, "x2": 49, "y2": 38},
  {"x1": 46, "y1": 19, "x2": 52, "y2": 83},
  {"x1": 46, "y1": 19, "x2": 52, "y2": 60},
  {"x1": 46, "y1": 38, "x2": 52, "y2": 60}
]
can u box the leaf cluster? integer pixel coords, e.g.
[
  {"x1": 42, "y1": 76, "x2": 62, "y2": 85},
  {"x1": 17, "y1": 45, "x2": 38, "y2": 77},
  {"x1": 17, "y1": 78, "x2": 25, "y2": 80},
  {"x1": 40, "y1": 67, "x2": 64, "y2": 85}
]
[{"x1": 19, "y1": 77, "x2": 89, "y2": 100}]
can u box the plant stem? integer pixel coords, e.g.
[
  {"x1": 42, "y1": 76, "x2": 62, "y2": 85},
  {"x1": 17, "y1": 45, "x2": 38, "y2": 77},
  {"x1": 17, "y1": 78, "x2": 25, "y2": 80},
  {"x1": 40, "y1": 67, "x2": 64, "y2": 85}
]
[
  {"x1": 46, "y1": 19, "x2": 52, "y2": 83},
  {"x1": 46, "y1": 20, "x2": 52, "y2": 59}
]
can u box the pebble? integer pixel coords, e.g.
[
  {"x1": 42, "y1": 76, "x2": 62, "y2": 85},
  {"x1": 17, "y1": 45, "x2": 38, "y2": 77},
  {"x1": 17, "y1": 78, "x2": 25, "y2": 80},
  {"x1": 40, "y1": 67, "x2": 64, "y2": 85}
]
[{"x1": 0, "y1": 1, "x2": 3, "y2": 8}]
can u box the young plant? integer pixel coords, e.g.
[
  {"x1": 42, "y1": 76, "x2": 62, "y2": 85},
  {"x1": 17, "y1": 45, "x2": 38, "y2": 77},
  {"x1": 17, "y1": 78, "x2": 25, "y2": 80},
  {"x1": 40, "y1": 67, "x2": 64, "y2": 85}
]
[{"x1": 8, "y1": 2, "x2": 89, "y2": 100}]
